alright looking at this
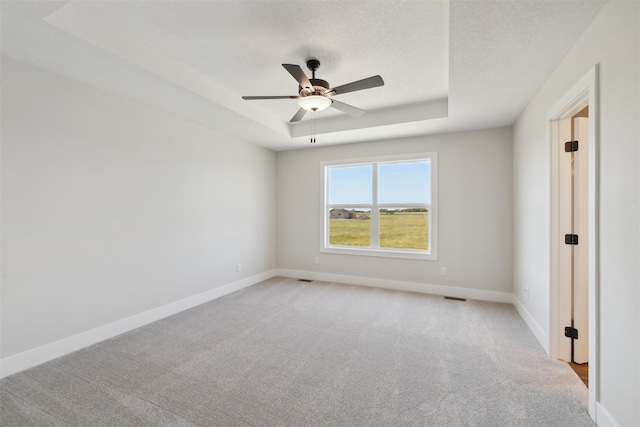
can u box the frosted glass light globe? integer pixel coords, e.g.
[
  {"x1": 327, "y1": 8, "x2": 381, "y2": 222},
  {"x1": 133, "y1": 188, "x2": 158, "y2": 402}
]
[{"x1": 298, "y1": 95, "x2": 332, "y2": 112}]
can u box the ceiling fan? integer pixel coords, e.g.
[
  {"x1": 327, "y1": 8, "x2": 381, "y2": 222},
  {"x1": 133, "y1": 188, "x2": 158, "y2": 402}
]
[{"x1": 242, "y1": 59, "x2": 384, "y2": 123}]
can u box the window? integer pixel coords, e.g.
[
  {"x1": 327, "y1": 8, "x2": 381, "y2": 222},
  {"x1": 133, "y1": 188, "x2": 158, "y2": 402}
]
[{"x1": 321, "y1": 153, "x2": 437, "y2": 260}]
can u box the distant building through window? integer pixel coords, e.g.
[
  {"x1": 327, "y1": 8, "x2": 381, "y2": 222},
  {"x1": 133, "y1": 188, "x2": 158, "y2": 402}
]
[{"x1": 329, "y1": 209, "x2": 355, "y2": 219}]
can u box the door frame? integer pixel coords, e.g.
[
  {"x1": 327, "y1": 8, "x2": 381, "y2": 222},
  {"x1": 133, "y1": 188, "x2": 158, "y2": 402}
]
[{"x1": 547, "y1": 65, "x2": 599, "y2": 420}]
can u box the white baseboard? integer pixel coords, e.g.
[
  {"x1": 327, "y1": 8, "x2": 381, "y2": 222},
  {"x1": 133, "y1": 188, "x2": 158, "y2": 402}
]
[
  {"x1": 596, "y1": 402, "x2": 619, "y2": 427},
  {"x1": 0, "y1": 270, "x2": 277, "y2": 379},
  {"x1": 511, "y1": 295, "x2": 549, "y2": 353},
  {"x1": 276, "y1": 269, "x2": 513, "y2": 303}
]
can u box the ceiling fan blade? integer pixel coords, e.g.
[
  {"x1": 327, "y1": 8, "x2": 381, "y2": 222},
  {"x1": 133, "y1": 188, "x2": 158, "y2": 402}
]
[
  {"x1": 282, "y1": 64, "x2": 313, "y2": 90},
  {"x1": 330, "y1": 75, "x2": 384, "y2": 96},
  {"x1": 330, "y1": 99, "x2": 365, "y2": 117},
  {"x1": 290, "y1": 108, "x2": 307, "y2": 122},
  {"x1": 242, "y1": 95, "x2": 300, "y2": 100}
]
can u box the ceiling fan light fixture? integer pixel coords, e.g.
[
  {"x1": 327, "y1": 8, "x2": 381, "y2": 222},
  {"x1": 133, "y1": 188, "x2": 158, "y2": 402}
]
[{"x1": 298, "y1": 95, "x2": 332, "y2": 112}]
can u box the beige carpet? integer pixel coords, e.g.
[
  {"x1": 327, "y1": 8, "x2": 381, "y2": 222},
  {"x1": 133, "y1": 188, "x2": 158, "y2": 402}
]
[{"x1": 1, "y1": 276, "x2": 593, "y2": 426}]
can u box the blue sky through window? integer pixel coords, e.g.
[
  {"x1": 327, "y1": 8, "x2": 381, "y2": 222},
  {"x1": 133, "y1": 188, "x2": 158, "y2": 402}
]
[
  {"x1": 328, "y1": 161, "x2": 430, "y2": 205},
  {"x1": 379, "y1": 161, "x2": 430, "y2": 204},
  {"x1": 328, "y1": 165, "x2": 372, "y2": 204}
]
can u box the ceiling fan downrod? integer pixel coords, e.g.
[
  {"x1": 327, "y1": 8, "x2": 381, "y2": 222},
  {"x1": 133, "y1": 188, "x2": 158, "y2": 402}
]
[{"x1": 306, "y1": 59, "x2": 321, "y2": 80}]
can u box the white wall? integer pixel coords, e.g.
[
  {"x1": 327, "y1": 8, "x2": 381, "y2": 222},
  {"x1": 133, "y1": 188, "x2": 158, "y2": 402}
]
[
  {"x1": 513, "y1": 2, "x2": 639, "y2": 425},
  {"x1": 277, "y1": 128, "x2": 513, "y2": 296},
  {"x1": 1, "y1": 58, "x2": 277, "y2": 360}
]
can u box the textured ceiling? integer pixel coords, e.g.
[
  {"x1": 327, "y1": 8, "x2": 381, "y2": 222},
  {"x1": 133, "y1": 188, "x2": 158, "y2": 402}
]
[{"x1": 1, "y1": 1, "x2": 607, "y2": 150}]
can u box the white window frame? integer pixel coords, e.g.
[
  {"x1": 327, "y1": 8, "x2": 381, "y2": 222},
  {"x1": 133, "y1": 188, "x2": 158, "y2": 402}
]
[{"x1": 320, "y1": 152, "x2": 438, "y2": 260}]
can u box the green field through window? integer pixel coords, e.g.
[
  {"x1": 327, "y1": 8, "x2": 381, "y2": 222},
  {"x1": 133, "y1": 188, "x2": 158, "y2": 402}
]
[
  {"x1": 329, "y1": 212, "x2": 428, "y2": 250},
  {"x1": 380, "y1": 212, "x2": 428, "y2": 250},
  {"x1": 329, "y1": 211, "x2": 370, "y2": 246}
]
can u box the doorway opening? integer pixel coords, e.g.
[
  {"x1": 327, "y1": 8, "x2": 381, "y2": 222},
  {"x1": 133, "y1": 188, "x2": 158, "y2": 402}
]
[
  {"x1": 569, "y1": 106, "x2": 589, "y2": 388},
  {"x1": 548, "y1": 65, "x2": 598, "y2": 421}
]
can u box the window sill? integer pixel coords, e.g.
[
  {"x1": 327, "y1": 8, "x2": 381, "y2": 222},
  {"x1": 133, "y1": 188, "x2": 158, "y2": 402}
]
[{"x1": 321, "y1": 246, "x2": 437, "y2": 261}]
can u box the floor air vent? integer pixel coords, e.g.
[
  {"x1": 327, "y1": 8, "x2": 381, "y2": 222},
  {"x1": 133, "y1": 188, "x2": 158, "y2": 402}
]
[
  {"x1": 297, "y1": 279, "x2": 313, "y2": 282},
  {"x1": 444, "y1": 296, "x2": 467, "y2": 302}
]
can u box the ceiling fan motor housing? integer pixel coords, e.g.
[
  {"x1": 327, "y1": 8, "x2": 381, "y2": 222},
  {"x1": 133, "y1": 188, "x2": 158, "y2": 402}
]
[
  {"x1": 299, "y1": 79, "x2": 331, "y2": 97},
  {"x1": 298, "y1": 58, "x2": 333, "y2": 97}
]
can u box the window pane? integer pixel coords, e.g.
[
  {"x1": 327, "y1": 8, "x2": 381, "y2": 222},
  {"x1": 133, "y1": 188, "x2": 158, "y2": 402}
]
[
  {"x1": 379, "y1": 208, "x2": 428, "y2": 250},
  {"x1": 328, "y1": 165, "x2": 372, "y2": 205},
  {"x1": 329, "y1": 208, "x2": 371, "y2": 247},
  {"x1": 378, "y1": 161, "x2": 430, "y2": 204}
]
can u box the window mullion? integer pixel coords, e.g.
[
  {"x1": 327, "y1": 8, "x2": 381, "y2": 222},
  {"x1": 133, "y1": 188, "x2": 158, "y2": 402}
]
[{"x1": 371, "y1": 163, "x2": 380, "y2": 248}]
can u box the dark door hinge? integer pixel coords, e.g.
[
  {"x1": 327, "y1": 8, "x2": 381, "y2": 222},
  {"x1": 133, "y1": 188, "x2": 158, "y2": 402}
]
[
  {"x1": 565, "y1": 326, "x2": 579, "y2": 339},
  {"x1": 565, "y1": 234, "x2": 579, "y2": 245},
  {"x1": 565, "y1": 140, "x2": 579, "y2": 152}
]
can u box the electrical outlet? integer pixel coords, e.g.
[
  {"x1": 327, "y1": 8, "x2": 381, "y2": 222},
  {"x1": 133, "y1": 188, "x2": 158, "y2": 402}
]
[
  {"x1": 524, "y1": 287, "x2": 529, "y2": 299},
  {"x1": 314, "y1": 257, "x2": 320, "y2": 265},
  {"x1": 440, "y1": 267, "x2": 447, "y2": 276},
  {"x1": 236, "y1": 263, "x2": 242, "y2": 272}
]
